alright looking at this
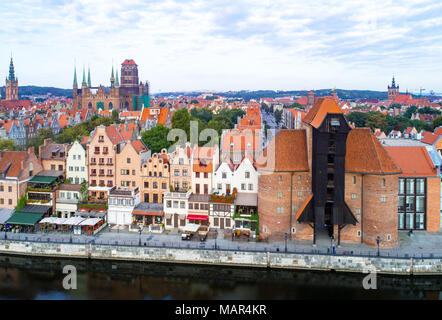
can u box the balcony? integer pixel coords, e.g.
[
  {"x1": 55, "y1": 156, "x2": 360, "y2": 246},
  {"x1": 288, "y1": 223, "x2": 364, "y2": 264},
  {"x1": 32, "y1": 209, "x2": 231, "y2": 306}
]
[
  {"x1": 94, "y1": 151, "x2": 100, "y2": 155},
  {"x1": 99, "y1": 173, "x2": 105, "y2": 176},
  {"x1": 106, "y1": 162, "x2": 114, "y2": 166},
  {"x1": 56, "y1": 198, "x2": 79, "y2": 204},
  {"x1": 90, "y1": 173, "x2": 97, "y2": 176},
  {"x1": 103, "y1": 150, "x2": 109, "y2": 154},
  {"x1": 107, "y1": 174, "x2": 114, "y2": 177}
]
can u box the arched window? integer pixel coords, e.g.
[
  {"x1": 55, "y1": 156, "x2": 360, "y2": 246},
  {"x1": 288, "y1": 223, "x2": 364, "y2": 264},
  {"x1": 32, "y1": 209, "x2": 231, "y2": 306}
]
[
  {"x1": 88, "y1": 102, "x2": 92, "y2": 109},
  {"x1": 108, "y1": 102, "x2": 113, "y2": 110}
]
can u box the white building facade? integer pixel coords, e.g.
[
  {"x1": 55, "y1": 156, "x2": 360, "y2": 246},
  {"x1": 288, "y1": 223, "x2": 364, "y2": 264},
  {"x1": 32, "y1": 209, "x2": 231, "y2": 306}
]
[
  {"x1": 107, "y1": 187, "x2": 141, "y2": 226},
  {"x1": 66, "y1": 141, "x2": 88, "y2": 184}
]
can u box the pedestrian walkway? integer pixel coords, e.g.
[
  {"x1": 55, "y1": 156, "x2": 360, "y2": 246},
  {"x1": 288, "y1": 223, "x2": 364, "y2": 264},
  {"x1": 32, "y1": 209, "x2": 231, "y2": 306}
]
[{"x1": 2, "y1": 228, "x2": 441, "y2": 258}]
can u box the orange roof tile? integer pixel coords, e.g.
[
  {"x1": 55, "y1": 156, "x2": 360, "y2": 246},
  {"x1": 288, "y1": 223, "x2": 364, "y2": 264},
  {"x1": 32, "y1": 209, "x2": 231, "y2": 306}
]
[
  {"x1": 131, "y1": 140, "x2": 148, "y2": 153},
  {"x1": 384, "y1": 146, "x2": 436, "y2": 177},
  {"x1": 421, "y1": 133, "x2": 441, "y2": 145},
  {"x1": 346, "y1": 128, "x2": 401, "y2": 174},
  {"x1": 256, "y1": 129, "x2": 309, "y2": 172},
  {"x1": 0, "y1": 151, "x2": 29, "y2": 178},
  {"x1": 303, "y1": 98, "x2": 343, "y2": 129}
]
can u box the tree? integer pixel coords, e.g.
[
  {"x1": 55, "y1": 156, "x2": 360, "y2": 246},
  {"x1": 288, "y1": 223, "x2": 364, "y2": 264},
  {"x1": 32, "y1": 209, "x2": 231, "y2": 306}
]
[
  {"x1": 274, "y1": 109, "x2": 282, "y2": 124},
  {"x1": 111, "y1": 110, "x2": 121, "y2": 123},
  {"x1": 391, "y1": 103, "x2": 402, "y2": 109},
  {"x1": 141, "y1": 125, "x2": 172, "y2": 153},
  {"x1": 404, "y1": 106, "x2": 418, "y2": 119},
  {"x1": 366, "y1": 112, "x2": 388, "y2": 132},
  {"x1": 190, "y1": 99, "x2": 199, "y2": 104},
  {"x1": 289, "y1": 102, "x2": 304, "y2": 109},
  {"x1": 172, "y1": 108, "x2": 191, "y2": 139},
  {"x1": 15, "y1": 195, "x2": 26, "y2": 211},
  {"x1": 0, "y1": 138, "x2": 16, "y2": 151},
  {"x1": 409, "y1": 119, "x2": 432, "y2": 132},
  {"x1": 433, "y1": 116, "x2": 442, "y2": 130},
  {"x1": 345, "y1": 112, "x2": 368, "y2": 127},
  {"x1": 190, "y1": 108, "x2": 212, "y2": 123}
]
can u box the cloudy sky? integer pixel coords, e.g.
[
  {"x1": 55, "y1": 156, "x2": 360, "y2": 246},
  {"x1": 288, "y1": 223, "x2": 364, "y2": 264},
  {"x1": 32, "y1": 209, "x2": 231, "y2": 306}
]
[{"x1": 1, "y1": 0, "x2": 442, "y2": 93}]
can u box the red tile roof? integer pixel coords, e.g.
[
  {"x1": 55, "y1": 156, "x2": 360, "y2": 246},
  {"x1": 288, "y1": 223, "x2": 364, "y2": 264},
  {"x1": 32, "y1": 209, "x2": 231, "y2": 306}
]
[
  {"x1": 303, "y1": 98, "x2": 343, "y2": 129},
  {"x1": 421, "y1": 132, "x2": 441, "y2": 145},
  {"x1": 131, "y1": 140, "x2": 147, "y2": 153},
  {"x1": 0, "y1": 151, "x2": 29, "y2": 178},
  {"x1": 384, "y1": 146, "x2": 437, "y2": 177},
  {"x1": 346, "y1": 128, "x2": 401, "y2": 174},
  {"x1": 105, "y1": 125, "x2": 123, "y2": 144},
  {"x1": 122, "y1": 59, "x2": 136, "y2": 65},
  {"x1": 256, "y1": 129, "x2": 309, "y2": 172}
]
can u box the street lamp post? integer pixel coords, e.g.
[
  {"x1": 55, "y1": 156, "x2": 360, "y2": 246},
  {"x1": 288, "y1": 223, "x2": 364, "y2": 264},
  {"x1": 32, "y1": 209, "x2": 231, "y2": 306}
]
[
  {"x1": 376, "y1": 236, "x2": 381, "y2": 257},
  {"x1": 284, "y1": 233, "x2": 288, "y2": 253},
  {"x1": 139, "y1": 228, "x2": 142, "y2": 246},
  {"x1": 214, "y1": 229, "x2": 218, "y2": 250}
]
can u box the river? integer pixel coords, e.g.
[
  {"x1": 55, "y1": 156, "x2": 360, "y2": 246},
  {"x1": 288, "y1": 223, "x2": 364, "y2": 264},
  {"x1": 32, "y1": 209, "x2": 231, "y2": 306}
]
[{"x1": 0, "y1": 255, "x2": 440, "y2": 300}]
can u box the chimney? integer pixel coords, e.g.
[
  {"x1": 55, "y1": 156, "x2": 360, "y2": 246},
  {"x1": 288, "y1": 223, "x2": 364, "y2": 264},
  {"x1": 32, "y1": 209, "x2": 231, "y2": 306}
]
[{"x1": 27, "y1": 146, "x2": 35, "y2": 155}]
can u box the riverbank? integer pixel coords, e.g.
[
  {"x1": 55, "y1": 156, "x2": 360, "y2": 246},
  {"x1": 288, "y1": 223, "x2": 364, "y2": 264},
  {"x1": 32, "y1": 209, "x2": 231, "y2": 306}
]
[{"x1": 0, "y1": 239, "x2": 441, "y2": 275}]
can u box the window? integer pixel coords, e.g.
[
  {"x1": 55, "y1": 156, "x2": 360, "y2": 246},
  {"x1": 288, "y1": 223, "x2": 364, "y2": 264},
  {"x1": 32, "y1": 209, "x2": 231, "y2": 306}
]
[
  {"x1": 241, "y1": 184, "x2": 246, "y2": 190},
  {"x1": 174, "y1": 169, "x2": 180, "y2": 176},
  {"x1": 277, "y1": 192, "x2": 283, "y2": 199},
  {"x1": 278, "y1": 175, "x2": 282, "y2": 184},
  {"x1": 298, "y1": 191, "x2": 302, "y2": 197},
  {"x1": 276, "y1": 207, "x2": 284, "y2": 214},
  {"x1": 248, "y1": 184, "x2": 253, "y2": 191},
  {"x1": 351, "y1": 193, "x2": 357, "y2": 200},
  {"x1": 382, "y1": 178, "x2": 386, "y2": 187},
  {"x1": 196, "y1": 172, "x2": 200, "y2": 178},
  {"x1": 162, "y1": 183, "x2": 167, "y2": 189},
  {"x1": 182, "y1": 169, "x2": 187, "y2": 177},
  {"x1": 204, "y1": 172, "x2": 208, "y2": 179},
  {"x1": 127, "y1": 158, "x2": 131, "y2": 164},
  {"x1": 380, "y1": 196, "x2": 387, "y2": 203},
  {"x1": 69, "y1": 166, "x2": 73, "y2": 172},
  {"x1": 153, "y1": 182, "x2": 158, "y2": 189},
  {"x1": 144, "y1": 182, "x2": 149, "y2": 188},
  {"x1": 217, "y1": 183, "x2": 222, "y2": 190},
  {"x1": 353, "y1": 176, "x2": 356, "y2": 184},
  {"x1": 8, "y1": 186, "x2": 12, "y2": 192},
  {"x1": 180, "y1": 201, "x2": 185, "y2": 209},
  {"x1": 245, "y1": 171, "x2": 250, "y2": 179},
  {"x1": 179, "y1": 158, "x2": 184, "y2": 165},
  {"x1": 398, "y1": 178, "x2": 426, "y2": 230}
]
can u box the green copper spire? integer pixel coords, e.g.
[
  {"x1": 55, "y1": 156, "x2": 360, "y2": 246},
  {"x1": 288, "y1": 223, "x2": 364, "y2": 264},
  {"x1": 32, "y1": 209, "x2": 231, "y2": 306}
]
[
  {"x1": 115, "y1": 69, "x2": 119, "y2": 86},
  {"x1": 8, "y1": 56, "x2": 15, "y2": 82},
  {"x1": 73, "y1": 66, "x2": 78, "y2": 87},
  {"x1": 82, "y1": 66, "x2": 86, "y2": 86},
  {"x1": 87, "y1": 66, "x2": 91, "y2": 87},
  {"x1": 111, "y1": 65, "x2": 114, "y2": 78}
]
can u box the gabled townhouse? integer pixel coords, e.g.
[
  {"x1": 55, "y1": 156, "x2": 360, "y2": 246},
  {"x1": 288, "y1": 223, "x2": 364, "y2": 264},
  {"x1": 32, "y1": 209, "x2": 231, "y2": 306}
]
[
  {"x1": 192, "y1": 145, "x2": 219, "y2": 195},
  {"x1": 403, "y1": 127, "x2": 418, "y2": 139},
  {"x1": 168, "y1": 143, "x2": 192, "y2": 192},
  {"x1": 116, "y1": 139, "x2": 150, "y2": 189},
  {"x1": 140, "y1": 148, "x2": 170, "y2": 203},
  {"x1": 0, "y1": 148, "x2": 42, "y2": 209},
  {"x1": 8, "y1": 118, "x2": 26, "y2": 148},
  {"x1": 66, "y1": 141, "x2": 88, "y2": 184},
  {"x1": 221, "y1": 128, "x2": 261, "y2": 164},
  {"x1": 163, "y1": 190, "x2": 192, "y2": 230},
  {"x1": 87, "y1": 125, "x2": 124, "y2": 202},
  {"x1": 39, "y1": 139, "x2": 68, "y2": 172}
]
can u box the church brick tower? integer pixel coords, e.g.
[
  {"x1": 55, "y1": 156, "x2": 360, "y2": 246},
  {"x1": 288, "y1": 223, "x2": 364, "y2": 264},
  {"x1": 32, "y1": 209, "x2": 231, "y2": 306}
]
[
  {"x1": 388, "y1": 76, "x2": 399, "y2": 101},
  {"x1": 5, "y1": 57, "x2": 18, "y2": 101}
]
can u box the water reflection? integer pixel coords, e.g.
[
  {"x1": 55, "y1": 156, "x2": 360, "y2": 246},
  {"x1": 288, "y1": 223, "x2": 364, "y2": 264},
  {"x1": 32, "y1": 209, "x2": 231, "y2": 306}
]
[{"x1": 0, "y1": 255, "x2": 440, "y2": 300}]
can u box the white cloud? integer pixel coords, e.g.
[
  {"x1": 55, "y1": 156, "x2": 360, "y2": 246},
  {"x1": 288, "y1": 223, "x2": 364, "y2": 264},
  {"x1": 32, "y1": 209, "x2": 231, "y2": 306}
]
[{"x1": 0, "y1": 0, "x2": 441, "y2": 92}]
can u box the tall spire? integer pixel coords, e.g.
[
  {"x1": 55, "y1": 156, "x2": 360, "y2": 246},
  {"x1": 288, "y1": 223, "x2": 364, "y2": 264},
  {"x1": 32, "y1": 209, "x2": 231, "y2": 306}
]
[
  {"x1": 110, "y1": 65, "x2": 115, "y2": 87},
  {"x1": 82, "y1": 66, "x2": 86, "y2": 86},
  {"x1": 73, "y1": 66, "x2": 78, "y2": 87},
  {"x1": 115, "y1": 69, "x2": 119, "y2": 86},
  {"x1": 8, "y1": 56, "x2": 15, "y2": 82},
  {"x1": 87, "y1": 66, "x2": 91, "y2": 87}
]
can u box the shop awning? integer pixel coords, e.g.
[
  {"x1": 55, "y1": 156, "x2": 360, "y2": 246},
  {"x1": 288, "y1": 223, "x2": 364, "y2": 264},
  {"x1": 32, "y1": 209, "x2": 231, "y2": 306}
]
[
  {"x1": 28, "y1": 175, "x2": 58, "y2": 184},
  {"x1": 79, "y1": 218, "x2": 102, "y2": 226},
  {"x1": 187, "y1": 214, "x2": 208, "y2": 221},
  {"x1": 182, "y1": 223, "x2": 200, "y2": 232},
  {"x1": 133, "y1": 210, "x2": 164, "y2": 216},
  {"x1": 6, "y1": 212, "x2": 44, "y2": 226}
]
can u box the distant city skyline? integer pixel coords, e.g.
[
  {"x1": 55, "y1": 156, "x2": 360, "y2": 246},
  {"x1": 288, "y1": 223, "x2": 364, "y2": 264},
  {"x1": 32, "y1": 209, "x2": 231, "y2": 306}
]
[{"x1": 1, "y1": 0, "x2": 442, "y2": 93}]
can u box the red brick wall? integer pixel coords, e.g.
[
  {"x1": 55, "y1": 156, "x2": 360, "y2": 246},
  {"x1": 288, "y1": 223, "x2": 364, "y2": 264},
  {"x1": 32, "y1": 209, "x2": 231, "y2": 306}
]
[
  {"x1": 362, "y1": 175, "x2": 398, "y2": 248},
  {"x1": 339, "y1": 173, "x2": 363, "y2": 243},
  {"x1": 258, "y1": 171, "x2": 312, "y2": 241},
  {"x1": 426, "y1": 177, "x2": 441, "y2": 232}
]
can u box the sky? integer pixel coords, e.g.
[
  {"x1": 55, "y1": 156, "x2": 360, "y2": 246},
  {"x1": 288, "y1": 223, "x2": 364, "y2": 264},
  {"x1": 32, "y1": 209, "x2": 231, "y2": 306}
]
[{"x1": 1, "y1": 0, "x2": 442, "y2": 93}]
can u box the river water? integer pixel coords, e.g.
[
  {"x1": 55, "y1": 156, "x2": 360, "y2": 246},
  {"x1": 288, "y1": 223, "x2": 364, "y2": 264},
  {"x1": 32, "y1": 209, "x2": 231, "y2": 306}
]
[{"x1": 0, "y1": 255, "x2": 440, "y2": 300}]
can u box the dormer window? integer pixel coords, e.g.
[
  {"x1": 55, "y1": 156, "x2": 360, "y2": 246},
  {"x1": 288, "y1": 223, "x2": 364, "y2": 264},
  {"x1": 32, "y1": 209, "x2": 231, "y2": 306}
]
[{"x1": 99, "y1": 135, "x2": 104, "y2": 142}]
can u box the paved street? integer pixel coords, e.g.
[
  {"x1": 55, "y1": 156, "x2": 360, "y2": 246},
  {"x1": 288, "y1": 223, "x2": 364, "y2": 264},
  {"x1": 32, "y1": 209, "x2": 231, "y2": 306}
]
[{"x1": 2, "y1": 227, "x2": 442, "y2": 259}]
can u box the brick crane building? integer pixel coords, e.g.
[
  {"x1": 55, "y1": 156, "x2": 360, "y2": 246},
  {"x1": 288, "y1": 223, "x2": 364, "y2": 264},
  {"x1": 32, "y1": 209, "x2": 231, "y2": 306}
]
[{"x1": 257, "y1": 98, "x2": 401, "y2": 248}]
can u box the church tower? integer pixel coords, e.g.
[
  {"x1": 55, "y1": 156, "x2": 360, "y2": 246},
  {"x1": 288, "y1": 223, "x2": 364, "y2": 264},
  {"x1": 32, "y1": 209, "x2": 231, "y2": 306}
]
[
  {"x1": 5, "y1": 57, "x2": 18, "y2": 101},
  {"x1": 388, "y1": 76, "x2": 399, "y2": 101}
]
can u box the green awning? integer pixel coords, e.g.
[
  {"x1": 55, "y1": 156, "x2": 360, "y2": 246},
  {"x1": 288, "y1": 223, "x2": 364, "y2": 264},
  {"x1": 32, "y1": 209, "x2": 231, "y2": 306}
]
[
  {"x1": 6, "y1": 212, "x2": 44, "y2": 226},
  {"x1": 28, "y1": 175, "x2": 58, "y2": 184}
]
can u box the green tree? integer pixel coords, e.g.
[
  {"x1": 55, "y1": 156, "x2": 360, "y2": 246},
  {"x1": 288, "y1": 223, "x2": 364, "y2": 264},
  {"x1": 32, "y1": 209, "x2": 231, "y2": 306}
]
[
  {"x1": 433, "y1": 116, "x2": 442, "y2": 130},
  {"x1": 409, "y1": 119, "x2": 432, "y2": 132},
  {"x1": 345, "y1": 112, "x2": 368, "y2": 127},
  {"x1": 111, "y1": 110, "x2": 121, "y2": 123},
  {"x1": 404, "y1": 106, "x2": 418, "y2": 119},
  {"x1": 190, "y1": 108, "x2": 212, "y2": 123},
  {"x1": 172, "y1": 108, "x2": 191, "y2": 138},
  {"x1": 274, "y1": 109, "x2": 282, "y2": 124},
  {"x1": 141, "y1": 125, "x2": 172, "y2": 153},
  {"x1": 366, "y1": 112, "x2": 388, "y2": 132},
  {"x1": 289, "y1": 102, "x2": 304, "y2": 109},
  {"x1": 0, "y1": 138, "x2": 16, "y2": 151},
  {"x1": 15, "y1": 195, "x2": 26, "y2": 211}
]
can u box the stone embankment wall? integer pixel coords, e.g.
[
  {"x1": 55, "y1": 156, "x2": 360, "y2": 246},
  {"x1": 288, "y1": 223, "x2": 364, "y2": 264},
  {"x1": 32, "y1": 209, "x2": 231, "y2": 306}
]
[{"x1": 0, "y1": 240, "x2": 440, "y2": 275}]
